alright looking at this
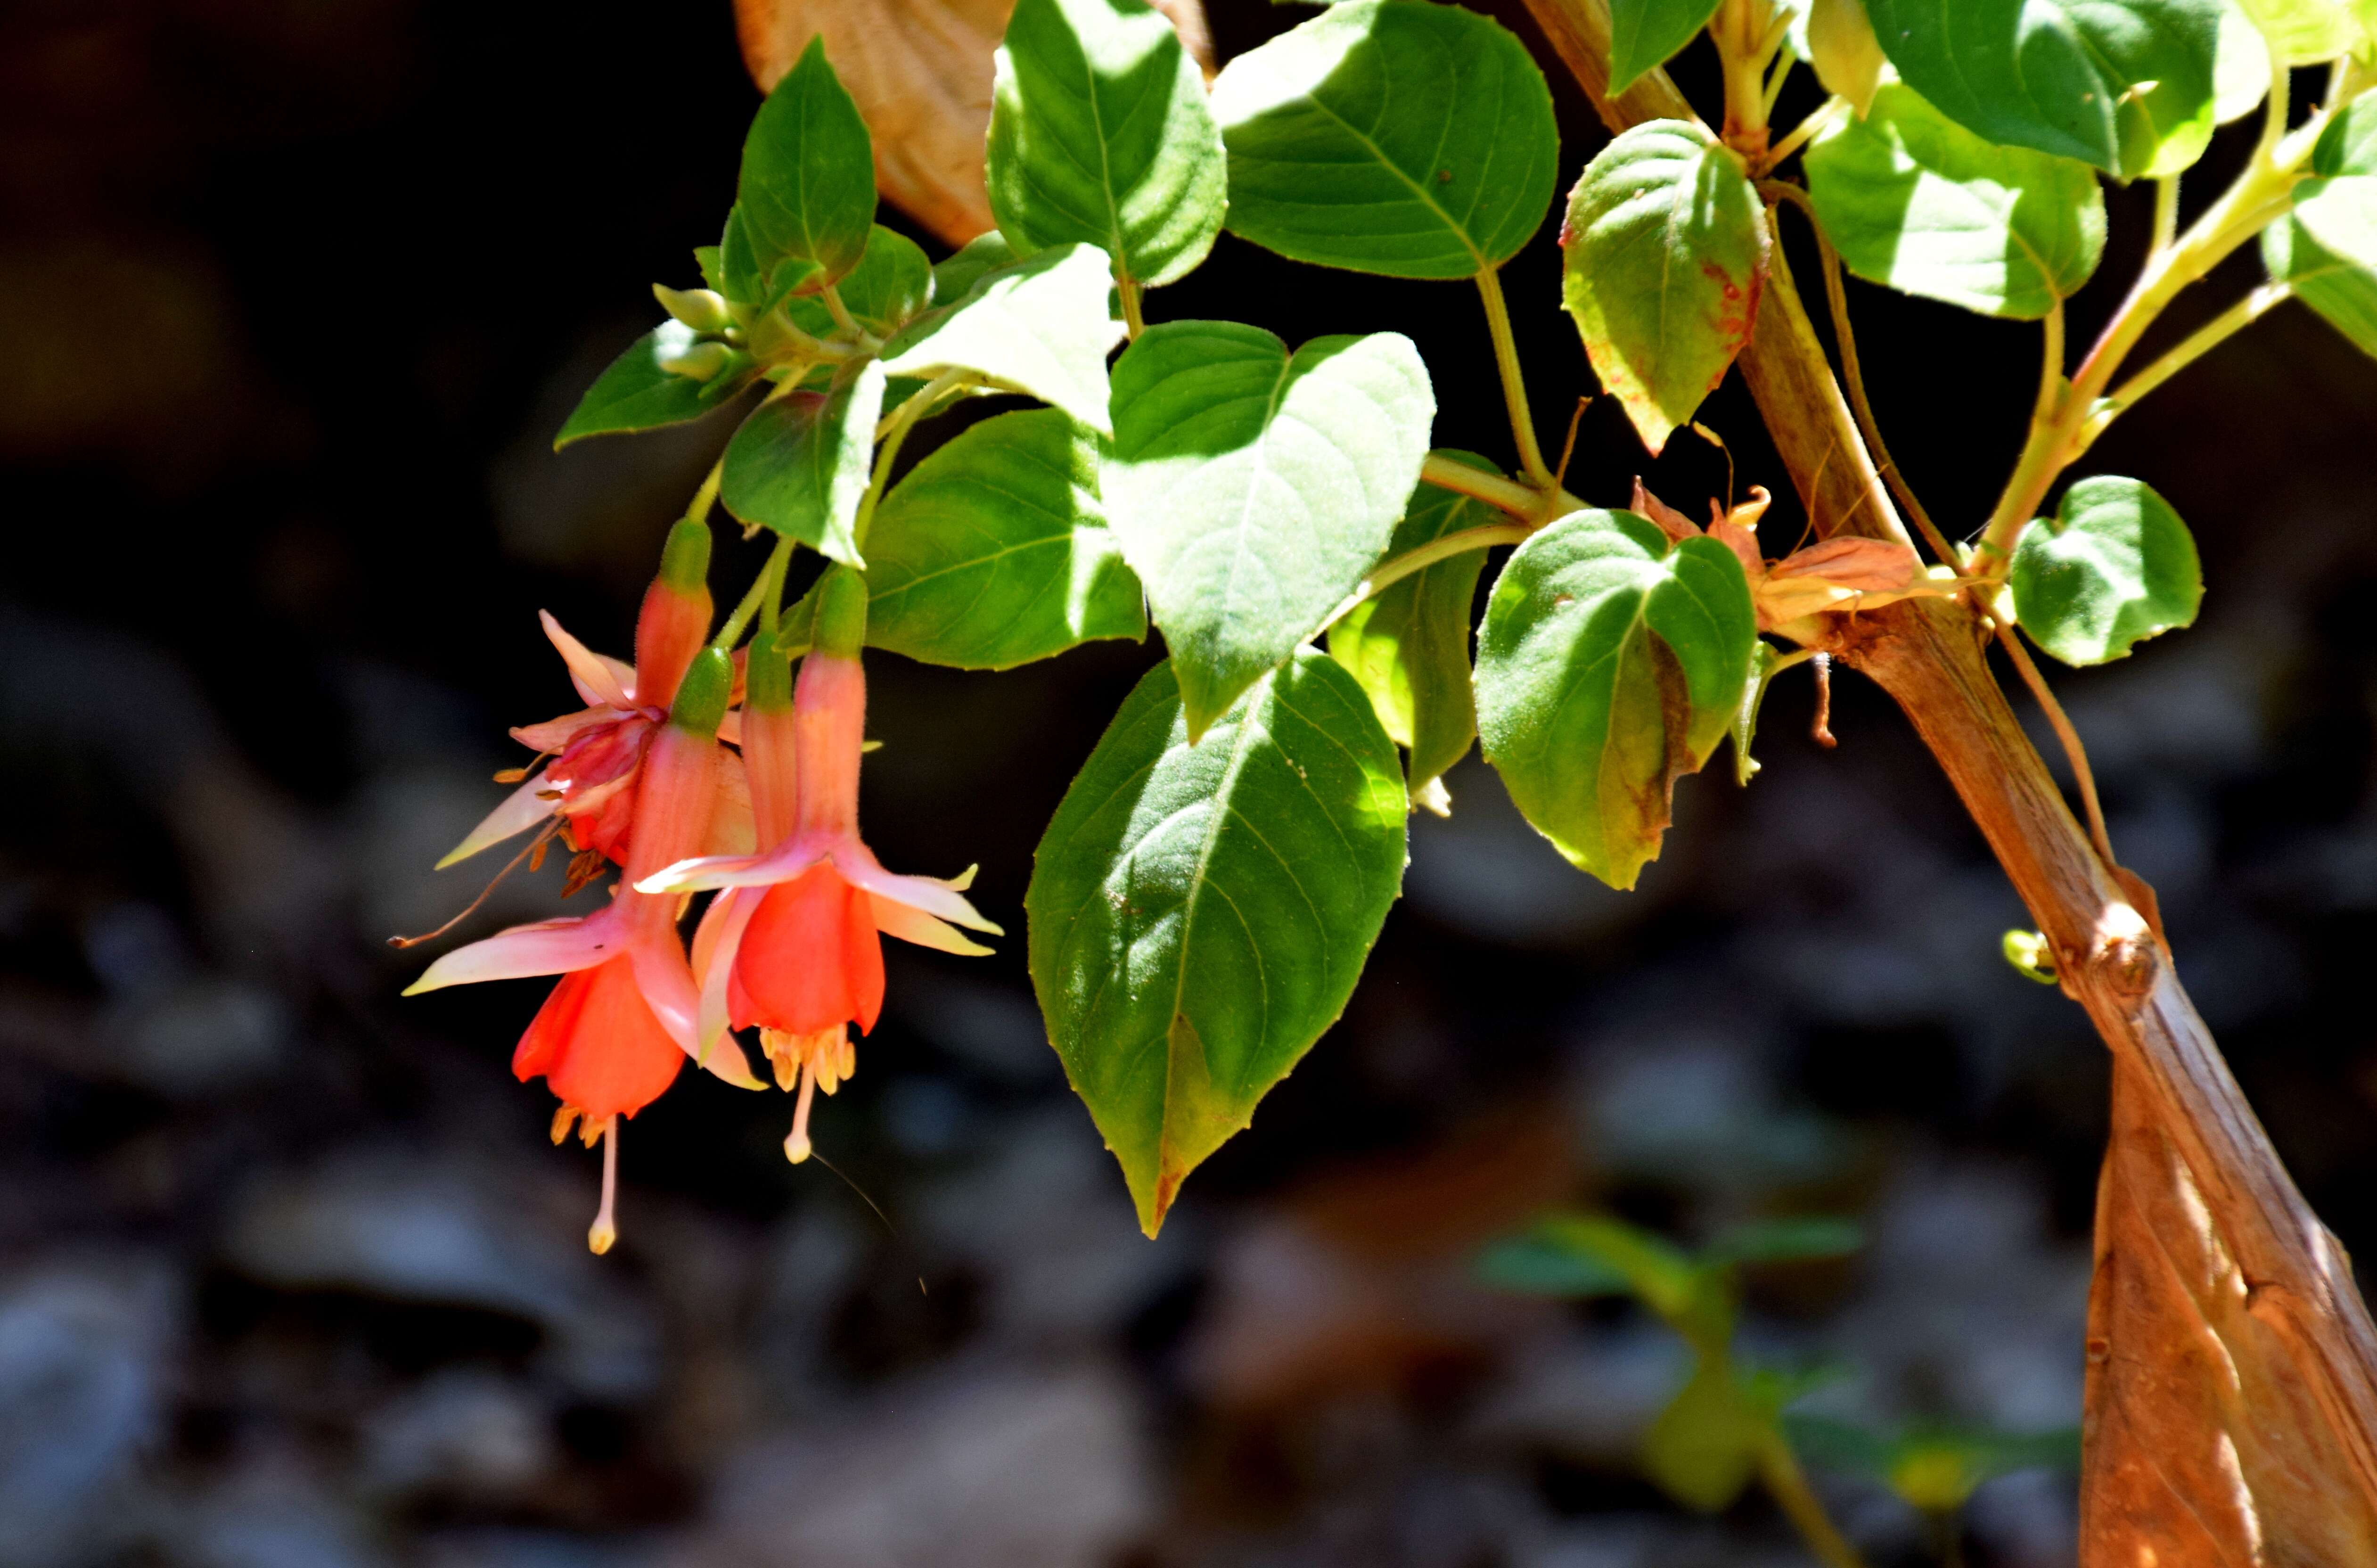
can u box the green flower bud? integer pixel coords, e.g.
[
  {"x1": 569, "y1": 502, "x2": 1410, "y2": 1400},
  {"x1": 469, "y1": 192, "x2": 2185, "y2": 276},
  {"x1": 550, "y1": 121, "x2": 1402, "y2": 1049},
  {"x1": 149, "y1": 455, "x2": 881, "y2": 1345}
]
[
  {"x1": 658, "y1": 518, "x2": 712, "y2": 593},
  {"x1": 811, "y1": 566, "x2": 869, "y2": 660},
  {"x1": 653, "y1": 283, "x2": 734, "y2": 335},
  {"x1": 669, "y1": 647, "x2": 734, "y2": 737},
  {"x1": 657, "y1": 340, "x2": 736, "y2": 383}
]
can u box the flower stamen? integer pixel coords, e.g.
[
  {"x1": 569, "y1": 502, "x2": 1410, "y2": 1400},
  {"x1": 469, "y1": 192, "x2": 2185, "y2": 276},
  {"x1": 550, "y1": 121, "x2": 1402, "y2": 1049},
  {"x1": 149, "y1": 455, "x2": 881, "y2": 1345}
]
[
  {"x1": 588, "y1": 1115, "x2": 620, "y2": 1255},
  {"x1": 389, "y1": 819, "x2": 566, "y2": 949}
]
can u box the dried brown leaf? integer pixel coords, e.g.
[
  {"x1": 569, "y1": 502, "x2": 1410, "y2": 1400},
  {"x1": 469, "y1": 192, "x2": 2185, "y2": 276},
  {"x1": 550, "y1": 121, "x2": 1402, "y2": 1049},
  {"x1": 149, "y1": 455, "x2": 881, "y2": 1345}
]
[
  {"x1": 1630, "y1": 476, "x2": 1704, "y2": 542},
  {"x1": 733, "y1": 0, "x2": 1213, "y2": 248}
]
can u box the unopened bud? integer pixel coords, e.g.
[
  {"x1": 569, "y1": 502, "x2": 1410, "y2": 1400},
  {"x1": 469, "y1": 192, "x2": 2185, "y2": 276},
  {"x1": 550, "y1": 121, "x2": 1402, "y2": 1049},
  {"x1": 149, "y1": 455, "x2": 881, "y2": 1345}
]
[
  {"x1": 654, "y1": 283, "x2": 734, "y2": 334},
  {"x1": 2001, "y1": 929, "x2": 2058, "y2": 985},
  {"x1": 658, "y1": 339, "x2": 736, "y2": 382},
  {"x1": 811, "y1": 566, "x2": 869, "y2": 660},
  {"x1": 669, "y1": 647, "x2": 734, "y2": 737},
  {"x1": 658, "y1": 518, "x2": 712, "y2": 593}
]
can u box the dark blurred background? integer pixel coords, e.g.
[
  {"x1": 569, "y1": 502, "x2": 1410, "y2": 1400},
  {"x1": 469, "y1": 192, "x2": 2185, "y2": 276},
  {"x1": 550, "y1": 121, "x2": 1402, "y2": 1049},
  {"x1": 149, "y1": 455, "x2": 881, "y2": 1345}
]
[{"x1": 4, "y1": 2, "x2": 2374, "y2": 1565}]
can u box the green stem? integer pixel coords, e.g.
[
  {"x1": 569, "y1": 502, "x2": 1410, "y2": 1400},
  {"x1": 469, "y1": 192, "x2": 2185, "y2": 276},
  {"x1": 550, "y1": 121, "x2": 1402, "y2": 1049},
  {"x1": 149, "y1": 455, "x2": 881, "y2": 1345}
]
[
  {"x1": 1714, "y1": 0, "x2": 1783, "y2": 155},
  {"x1": 852, "y1": 367, "x2": 973, "y2": 555},
  {"x1": 2150, "y1": 175, "x2": 2180, "y2": 256},
  {"x1": 1316, "y1": 522, "x2": 1532, "y2": 635},
  {"x1": 2031, "y1": 303, "x2": 2066, "y2": 433},
  {"x1": 1475, "y1": 266, "x2": 1555, "y2": 490},
  {"x1": 713, "y1": 534, "x2": 795, "y2": 651},
  {"x1": 1756, "y1": 1436, "x2": 1869, "y2": 1568},
  {"x1": 1118, "y1": 273, "x2": 1147, "y2": 340},
  {"x1": 688, "y1": 455, "x2": 726, "y2": 525},
  {"x1": 1419, "y1": 450, "x2": 1580, "y2": 521},
  {"x1": 1760, "y1": 96, "x2": 1845, "y2": 173},
  {"x1": 820, "y1": 283, "x2": 862, "y2": 338},
  {"x1": 2076, "y1": 281, "x2": 2294, "y2": 454},
  {"x1": 1760, "y1": 39, "x2": 1796, "y2": 120}
]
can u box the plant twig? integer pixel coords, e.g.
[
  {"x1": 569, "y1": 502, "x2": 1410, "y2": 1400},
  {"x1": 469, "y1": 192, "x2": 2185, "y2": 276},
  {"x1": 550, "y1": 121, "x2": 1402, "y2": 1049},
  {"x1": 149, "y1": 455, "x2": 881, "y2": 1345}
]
[
  {"x1": 1117, "y1": 273, "x2": 1147, "y2": 339},
  {"x1": 1475, "y1": 265, "x2": 1556, "y2": 489},
  {"x1": 1419, "y1": 450, "x2": 1582, "y2": 521},
  {"x1": 1758, "y1": 1436, "x2": 1870, "y2": 1568},
  {"x1": 2077, "y1": 281, "x2": 2294, "y2": 454},
  {"x1": 1315, "y1": 522, "x2": 1531, "y2": 635},
  {"x1": 1761, "y1": 95, "x2": 1845, "y2": 172},
  {"x1": 1997, "y1": 624, "x2": 2115, "y2": 867},
  {"x1": 2150, "y1": 176, "x2": 2180, "y2": 256},
  {"x1": 714, "y1": 534, "x2": 795, "y2": 651}
]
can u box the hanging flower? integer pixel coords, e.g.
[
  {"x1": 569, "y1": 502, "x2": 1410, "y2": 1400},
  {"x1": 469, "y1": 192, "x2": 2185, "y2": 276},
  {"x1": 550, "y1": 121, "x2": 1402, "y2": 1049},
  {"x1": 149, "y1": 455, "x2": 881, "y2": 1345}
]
[
  {"x1": 440, "y1": 520, "x2": 749, "y2": 873},
  {"x1": 1629, "y1": 478, "x2": 1963, "y2": 632},
  {"x1": 406, "y1": 648, "x2": 763, "y2": 1252},
  {"x1": 640, "y1": 570, "x2": 1000, "y2": 1163}
]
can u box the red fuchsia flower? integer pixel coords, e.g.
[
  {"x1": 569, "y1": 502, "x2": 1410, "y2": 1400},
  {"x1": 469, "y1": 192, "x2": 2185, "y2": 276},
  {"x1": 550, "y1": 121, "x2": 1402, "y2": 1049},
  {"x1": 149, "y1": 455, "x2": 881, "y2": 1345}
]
[
  {"x1": 441, "y1": 521, "x2": 751, "y2": 873},
  {"x1": 641, "y1": 570, "x2": 1000, "y2": 1164},
  {"x1": 406, "y1": 648, "x2": 763, "y2": 1252}
]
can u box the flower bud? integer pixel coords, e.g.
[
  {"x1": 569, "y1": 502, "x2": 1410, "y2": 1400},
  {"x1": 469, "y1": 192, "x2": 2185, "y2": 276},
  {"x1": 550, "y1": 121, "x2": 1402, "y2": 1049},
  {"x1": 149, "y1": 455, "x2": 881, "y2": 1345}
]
[
  {"x1": 657, "y1": 340, "x2": 737, "y2": 383},
  {"x1": 653, "y1": 283, "x2": 734, "y2": 335},
  {"x1": 811, "y1": 566, "x2": 869, "y2": 661},
  {"x1": 746, "y1": 626, "x2": 795, "y2": 712},
  {"x1": 658, "y1": 518, "x2": 712, "y2": 593},
  {"x1": 669, "y1": 648, "x2": 734, "y2": 738}
]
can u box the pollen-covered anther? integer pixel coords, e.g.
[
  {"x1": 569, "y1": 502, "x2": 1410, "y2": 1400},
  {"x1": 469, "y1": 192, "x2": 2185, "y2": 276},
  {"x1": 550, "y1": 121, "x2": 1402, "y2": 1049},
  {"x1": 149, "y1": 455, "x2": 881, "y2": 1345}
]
[{"x1": 551, "y1": 1104, "x2": 582, "y2": 1145}]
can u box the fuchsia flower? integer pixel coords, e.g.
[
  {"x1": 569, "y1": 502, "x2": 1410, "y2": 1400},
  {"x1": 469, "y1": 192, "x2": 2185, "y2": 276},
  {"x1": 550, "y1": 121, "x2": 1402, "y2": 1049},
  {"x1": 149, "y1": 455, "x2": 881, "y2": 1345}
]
[
  {"x1": 408, "y1": 644, "x2": 763, "y2": 1251},
  {"x1": 441, "y1": 522, "x2": 749, "y2": 872},
  {"x1": 641, "y1": 570, "x2": 1000, "y2": 1163}
]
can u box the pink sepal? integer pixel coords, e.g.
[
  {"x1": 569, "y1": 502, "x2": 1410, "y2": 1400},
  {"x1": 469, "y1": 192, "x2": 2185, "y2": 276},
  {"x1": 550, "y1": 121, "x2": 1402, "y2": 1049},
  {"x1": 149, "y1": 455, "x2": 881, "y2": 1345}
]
[
  {"x1": 512, "y1": 708, "x2": 617, "y2": 753},
  {"x1": 869, "y1": 894, "x2": 994, "y2": 955},
  {"x1": 690, "y1": 886, "x2": 762, "y2": 1071},
  {"x1": 832, "y1": 843, "x2": 1002, "y2": 934},
  {"x1": 402, "y1": 909, "x2": 623, "y2": 994},
  {"x1": 540, "y1": 611, "x2": 635, "y2": 709}
]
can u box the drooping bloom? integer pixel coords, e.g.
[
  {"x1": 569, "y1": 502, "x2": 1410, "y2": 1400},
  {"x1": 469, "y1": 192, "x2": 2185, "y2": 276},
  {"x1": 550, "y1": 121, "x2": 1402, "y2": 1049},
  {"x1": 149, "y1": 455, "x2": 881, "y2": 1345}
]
[
  {"x1": 441, "y1": 520, "x2": 749, "y2": 872},
  {"x1": 407, "y1": 647, "x2": 763, "y2": 1251},
  {"x1": 1628, "y1": 478, "x2": 1956, "y2": 631},
  {"x1": 640, "y1": 570, "x2": 999, "y2": 1163}
]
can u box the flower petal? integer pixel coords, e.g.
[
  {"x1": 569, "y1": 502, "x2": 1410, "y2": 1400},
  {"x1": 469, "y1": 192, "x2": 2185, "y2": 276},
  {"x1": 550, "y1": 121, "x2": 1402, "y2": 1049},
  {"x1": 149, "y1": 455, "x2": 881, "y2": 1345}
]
[
  {"x1": 436, "y1": 771, "x2": 559, "y2": 870},
  {"x1": 512, "y1": 708, "x2": 615, "y2": 754},
  {"x1": 403, "y1": 911, "x2": 621, "y2": 994},
  {"x1": 541, "y1": 610, "x2": 634, "y2": 709},
  {"x1": 830, "y1": 843, "x2": 1003, "y2": 934},
  {"x1": 869, "y1": 894, "x2": 994, "y2": 956}
]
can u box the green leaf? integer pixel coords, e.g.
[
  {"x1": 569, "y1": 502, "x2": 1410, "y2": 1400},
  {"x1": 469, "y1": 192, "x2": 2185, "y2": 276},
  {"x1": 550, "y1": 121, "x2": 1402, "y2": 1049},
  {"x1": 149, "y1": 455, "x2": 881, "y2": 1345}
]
[
  {"x1": 1803, "y1": 83, "x2": 2107, "y2": 320},
  {"x1": 2316, "y1": 93, "x2": 2377, "y2": 175},
  {"x1": 880, "y1": 242, "x2": 1125, "y2": 433},
  {"x1": 2295, "y1": 173, "x2": 2377, "y2": 270},
  {"x1": 1861, "y1": 0, "x2": 2221, "y2": 177},
  {"x1": 1806, "y1": 0, "x2": 1888, "y2": 116},
  {"x1": 1645, "y1": 1362, "x2": 1766, "y2": 1512},
  {"x1": 1704, "y1": 1216, "x2": 1865, "y2": 1266},
  {"x1": 736, "y1": 38, "x2": 878, "y2": 292},
  {"x1": 932, "y1": 232, "x2": 1016, "y2": 303},
  {"x1": 779, "y1": 226, "x2": 934, "y2": 339},
  {"x1": 1103, "y1": 322, "x2": 1435, "y2": 738},
  {"x1": 719, "y1": 361, "x2": 888, "y2": 566},
  {"x1": 2264, "y1": 210, "x2": 2377, "y2": 359},
  {"x1": 1026, "y1": 652, "x2": 1408, "y2": 1234},
  {"x1": 988, "y1": 0, "x2": 1226, "y2": 290},
  {"x1": 1475, "y1": 1233, "x2": 1634, "y2": 1297},
  {"x1": 1608, "y1": 0, "x2": 1724, "y2": 91},
  {"x1": 1211, "y1": 0, "x2": 1559, "y2": 279},
  {"x1": 553, "y1": 322, "x2": 758, "y2": 448},
  {"x1": 2229, "y1": 0, "x2": 2367, "y2": 62},
  {"x1": 863, "y1": 408, "x2": 1146, "y2": 668},
  {"x1": 2010, "y1": 476, "x2": 2203, "y2": 665},
  {"x1": 1559, "y1": 120, "x2": 1768, "y2": 455},
  {"x1": 695, "y1": 245, "x2": 727, "y2": 295},
  {"x1": 2213, "y1": 0, "x2": 2276, "y2": 123},
  {"x1": 1328, "y1": 452, "x2": 1497, "y2": 805},
  {"x1": 1511, "y1": 1215, "x2": 1702, "y2": 1319},
  {"x1": 1474, "y1": 510, "x2": 1757, "y2": 889}
]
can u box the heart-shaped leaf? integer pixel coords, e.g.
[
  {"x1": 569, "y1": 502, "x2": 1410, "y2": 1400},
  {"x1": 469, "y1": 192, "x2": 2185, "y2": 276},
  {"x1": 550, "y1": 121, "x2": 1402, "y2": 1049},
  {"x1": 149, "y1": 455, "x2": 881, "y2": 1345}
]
[
  {"x1": 1559, "y1": 120, "x2": 1768, "y2": 456},
  {"x1": 1804, "y1": 83, "x2": 2107, "y2": 320},
  {"x1": 2264, "y1": 211, "x2": 2377, "y2": 360},
  {"x1": 720, "y1": 360, "x2": 889, "y2": 565},
  {"x1": 880, "y1": 241, "x2": 1125, "y2": 433},
  {"x1": 988, "y1": 0, "x2": 1226, "y2": 290},
  {"x1": 1104, "y1": 321, "x2": 1435, "y2": 738},
  {"x1": 1861, "y1": 0, "x2": 2220, "y2": 177},
  {"x1": 555, "y1": 322, "x2": 760, "y2": 448},
  {"x1": 2010, "y1": 476, "x2": 2203, "y2": 666},
  {"x1": 1328, "y1": 452, "x2": 1499, "y2": 807},
  {"x1": 1026, "y1": 651, "x2": 1408, "y2": 1234},
  {"x1": 1210, "y1": 0, "x2": 1559, "y2": 279},
  {"x1": 1475, "y1": 509, "x2": 1757, "y2": 890},
  {"x1": 737, "y1": 37, "x2": 879, "y2": 292},
  {"x1": 863, "y1": 408, "x2": 1146, "y2": 668},
  {"x1": 1608, "y1": 0, "x2": 1725, "y2": 92}
]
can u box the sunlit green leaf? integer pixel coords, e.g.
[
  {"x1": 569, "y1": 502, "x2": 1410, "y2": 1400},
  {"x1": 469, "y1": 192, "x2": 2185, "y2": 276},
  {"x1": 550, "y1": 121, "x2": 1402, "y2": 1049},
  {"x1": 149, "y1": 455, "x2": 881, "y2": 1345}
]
[
  {"x1": 1211, "y1": 0, "x2": 1559, "y2": 278},
  {"x1": 1328, "y1": 452, "x2": 1498, "y2": 805},
  {"x1": 736, "y1": 38, "x2": 878, "y2": 291},
  {"x1": 2010, "y1": 476, "x2": 2203, "y2": 665},
  {"x1": 1026, "y1": 652, "x2": 1408, "y2": 1234},
  {"x1": 1805, "y1": 0, "x2": 1887, "y2": 115},
  {"x1": 779, "y1": 225, "x2": 934, "y2": 339},
  {"x1": 2213, "y1": 0, "x2": 2276, "y2": 123},
  {"x1": 719, "y1": 361, "x2": 888, "y2": 566},
  {"x1": 2264, "y1": 210, "x2": 2377, "y2": 359},
  {"x1": 2229, "y1": 0, "x2": 2367, "y2": 63},
  {"x1": 989, "y1": 0, "x2": 1226, "y2": 289},
  {"x1": 880, "y1": 242, "x2": 1125, "y2": 433},
  {"x1": 932, "y1": 231, "x2": 1017, "y2": 304},
  {"x1": 554, "y1": 321, "x2": 758, "y2": 448},
  {"x1": 1104, "y1": 322, "x2": 1435, "y2": 738},
  {"x1": 864, "y1": 409, "x2": 1145, "y2": 669},
  {"x1": 1804, "y1": 83, "x2": 2107, "y2": 319},
  {"x1": 1559, "y1": 120, "x2": 1768, "y2": 454},
  {"x1": 1608, "y1": 0, "x2": 1725, "y2": 91},
  {"x1": 1861, "y1": 0, "x2": 2221, "y2": 176},
  {"x1": 1475, "y1": 510, "x2": 1757, "y2": 889}
]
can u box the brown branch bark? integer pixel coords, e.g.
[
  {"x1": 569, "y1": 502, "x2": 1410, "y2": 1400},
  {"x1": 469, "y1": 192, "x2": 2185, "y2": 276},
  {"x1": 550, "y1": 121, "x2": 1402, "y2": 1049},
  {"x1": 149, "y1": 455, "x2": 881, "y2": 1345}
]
[{"x1": 1518, "y1": 0, "x2": 2377, "y2": 1558}]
